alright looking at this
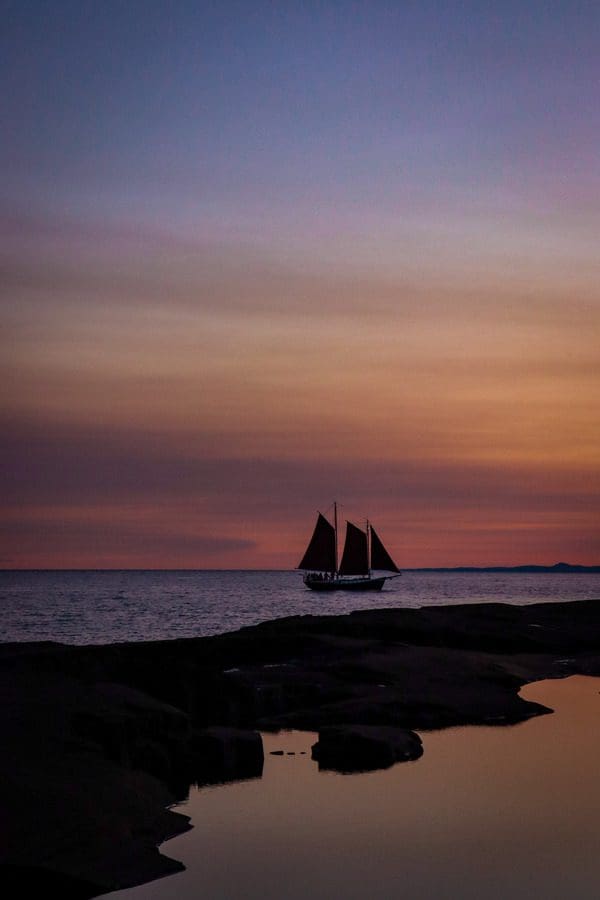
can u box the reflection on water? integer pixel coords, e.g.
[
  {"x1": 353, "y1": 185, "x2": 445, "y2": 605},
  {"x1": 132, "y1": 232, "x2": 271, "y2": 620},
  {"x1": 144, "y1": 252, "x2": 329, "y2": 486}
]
[{"x1": 115, "y1": 676, "x2": 600, "y2": 900}]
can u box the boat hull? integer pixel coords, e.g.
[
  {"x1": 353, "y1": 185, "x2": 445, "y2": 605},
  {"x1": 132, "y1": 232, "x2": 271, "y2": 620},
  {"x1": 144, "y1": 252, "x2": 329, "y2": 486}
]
[{"x1": 304, "y1": 576, "x2": 388, "y2": 592}]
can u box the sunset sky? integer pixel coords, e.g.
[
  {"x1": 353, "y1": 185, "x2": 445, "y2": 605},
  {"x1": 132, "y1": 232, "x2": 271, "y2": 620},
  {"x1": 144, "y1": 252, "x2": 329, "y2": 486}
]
[{"x1": 2, "y1": 0, "x2": 599, "y2": 568}]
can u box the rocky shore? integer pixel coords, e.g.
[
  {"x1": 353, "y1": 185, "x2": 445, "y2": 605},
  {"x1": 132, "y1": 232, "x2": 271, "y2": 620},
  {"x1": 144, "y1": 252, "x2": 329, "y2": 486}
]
[{"x1": 2, "y1": 598, "x2": 600, "y2": 897}]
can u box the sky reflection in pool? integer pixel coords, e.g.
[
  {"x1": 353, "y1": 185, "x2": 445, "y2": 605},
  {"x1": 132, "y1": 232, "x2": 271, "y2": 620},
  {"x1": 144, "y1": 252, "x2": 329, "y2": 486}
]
[{"x1": 115, "y1": 676, "x2": 600, "y2": 900}]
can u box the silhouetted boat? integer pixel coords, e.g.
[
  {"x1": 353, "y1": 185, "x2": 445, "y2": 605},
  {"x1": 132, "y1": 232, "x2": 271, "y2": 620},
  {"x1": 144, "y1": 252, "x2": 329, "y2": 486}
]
[{"x1": 298, "y1": 503, "x2": 401, "y2": 591}]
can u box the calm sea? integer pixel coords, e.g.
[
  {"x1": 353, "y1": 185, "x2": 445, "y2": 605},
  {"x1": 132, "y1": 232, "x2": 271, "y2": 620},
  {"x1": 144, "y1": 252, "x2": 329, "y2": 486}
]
[{"x1": 1, "y1": 569, "x2": 599, "y2": 645}]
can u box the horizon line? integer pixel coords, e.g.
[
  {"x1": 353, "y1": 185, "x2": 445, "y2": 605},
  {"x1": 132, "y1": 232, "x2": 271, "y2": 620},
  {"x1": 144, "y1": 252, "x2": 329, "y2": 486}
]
[{"x1": 2, "y1": 562, "x2": 599, "y2": 573}]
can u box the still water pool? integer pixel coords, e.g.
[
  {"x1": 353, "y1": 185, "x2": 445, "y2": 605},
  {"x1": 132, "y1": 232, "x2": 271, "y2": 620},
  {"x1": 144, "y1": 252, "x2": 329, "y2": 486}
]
[{"x1": 114, "y1": 676, "x2": 600, "y2": 900}]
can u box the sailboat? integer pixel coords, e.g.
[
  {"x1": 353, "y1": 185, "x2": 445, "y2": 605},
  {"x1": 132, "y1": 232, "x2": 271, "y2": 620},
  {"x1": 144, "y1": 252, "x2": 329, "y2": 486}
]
[{"x1": 298, "y1": 503, "x2": 401, "y2": 591}]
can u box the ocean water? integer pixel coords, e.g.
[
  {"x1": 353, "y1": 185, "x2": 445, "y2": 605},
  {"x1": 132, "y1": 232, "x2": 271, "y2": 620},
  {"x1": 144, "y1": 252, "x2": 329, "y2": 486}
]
[{"x1": 1, "y1": 569, "x2": 599, "y2": 645}]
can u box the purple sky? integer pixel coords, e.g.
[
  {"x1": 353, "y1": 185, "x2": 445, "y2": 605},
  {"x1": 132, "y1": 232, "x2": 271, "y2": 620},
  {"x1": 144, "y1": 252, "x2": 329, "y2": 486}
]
[{"x1": 2, "y1": 1, "x2": 599, "y2": 567}]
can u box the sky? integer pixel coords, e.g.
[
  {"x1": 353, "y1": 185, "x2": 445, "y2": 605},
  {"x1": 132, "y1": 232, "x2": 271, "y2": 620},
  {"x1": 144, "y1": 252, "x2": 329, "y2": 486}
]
[{"x1": 1, "y1": 0, "x2": 599, "y2": 568}]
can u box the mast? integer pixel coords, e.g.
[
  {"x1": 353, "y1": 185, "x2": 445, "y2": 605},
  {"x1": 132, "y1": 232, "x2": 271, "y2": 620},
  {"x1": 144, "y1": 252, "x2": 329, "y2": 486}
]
[
  {"x1": 334, "y1": 501, "x2": 338, "y2": 575},
  {"x1": 366, "y1": 518, "x2": 371, "y2": 578}
]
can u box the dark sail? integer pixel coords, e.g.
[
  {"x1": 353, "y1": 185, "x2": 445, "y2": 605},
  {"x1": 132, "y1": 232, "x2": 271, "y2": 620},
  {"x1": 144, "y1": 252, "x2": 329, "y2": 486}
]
[
  {"x1": 338, "y1": 522, "x2": 369, "y2": 576},
  {"x1": 370, "y1": 526, "x2": 401, "y2": 573},
  {"x1": 297, "y1": 513, "x2": 336, "y2": 572}
]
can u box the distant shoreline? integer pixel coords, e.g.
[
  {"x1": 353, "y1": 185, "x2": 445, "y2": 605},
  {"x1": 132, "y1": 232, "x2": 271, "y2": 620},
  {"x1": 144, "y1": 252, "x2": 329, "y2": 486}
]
[
  {"x1": 405, "y1": 563, "x2": 600, "y2": 573},
  {"x1": 2, "y1": 563, "x2": 599, "y2": 573}
]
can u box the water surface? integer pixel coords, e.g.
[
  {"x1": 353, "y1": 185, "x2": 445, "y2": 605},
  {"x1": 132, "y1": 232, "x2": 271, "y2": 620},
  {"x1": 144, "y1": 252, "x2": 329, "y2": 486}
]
[
  {"x1": 114, "y1": 676, "x2": 600, "y2": 900},
  {"x1": 1, "y1": 569, "x2": 599, "y2": 644}
]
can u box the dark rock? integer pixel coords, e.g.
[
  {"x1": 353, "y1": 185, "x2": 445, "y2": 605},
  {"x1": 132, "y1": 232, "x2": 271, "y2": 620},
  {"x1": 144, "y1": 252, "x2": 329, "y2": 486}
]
[
  {"x1": 1, "y1": 598, "x2": 600, "y2": 897},
  {"x1": 130, "y1": 739, "x2": 173, "y2": 781},
  {"x1": 192, "y1": 727, "x2": 264, "y2": 783},
  {"x1": 73, "y1": 684, "x2": 189, "y2": 767},
  {"x1": 0, "y1": 864, "x2": 104, "y2": 899},
  {"x1": 311, "y1": 725, "x2": 423, "y2": 773}
]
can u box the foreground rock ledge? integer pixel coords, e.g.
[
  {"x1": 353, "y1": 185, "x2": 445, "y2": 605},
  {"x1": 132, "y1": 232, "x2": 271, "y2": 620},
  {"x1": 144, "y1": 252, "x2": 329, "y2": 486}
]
[{"x1": 1, "y1": 598, "x2": 600, "y2": 897}]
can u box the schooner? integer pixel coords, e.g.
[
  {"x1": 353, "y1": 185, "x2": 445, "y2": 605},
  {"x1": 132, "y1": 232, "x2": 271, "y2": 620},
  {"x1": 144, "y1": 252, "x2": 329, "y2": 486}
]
[{"x1": 298, "y1": 503, "x2": 401, "y2": 591}]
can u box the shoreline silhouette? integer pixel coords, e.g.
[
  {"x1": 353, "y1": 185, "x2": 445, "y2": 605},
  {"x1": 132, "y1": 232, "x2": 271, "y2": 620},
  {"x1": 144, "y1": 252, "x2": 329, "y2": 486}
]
[{"x1": 2, "y1": 597, "x2": 600, "y2": 897}]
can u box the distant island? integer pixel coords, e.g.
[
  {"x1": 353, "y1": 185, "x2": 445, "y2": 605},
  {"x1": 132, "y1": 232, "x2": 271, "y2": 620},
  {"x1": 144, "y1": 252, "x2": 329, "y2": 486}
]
[{"x1": 406, "y1": 562, "x2": 600, "y2": 573}]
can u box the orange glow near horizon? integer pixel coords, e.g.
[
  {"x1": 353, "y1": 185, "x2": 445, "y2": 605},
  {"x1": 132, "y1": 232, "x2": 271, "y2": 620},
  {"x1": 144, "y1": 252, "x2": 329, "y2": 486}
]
[{"x1": 2, "y1": 214, "x2": 599, "y2": 568}]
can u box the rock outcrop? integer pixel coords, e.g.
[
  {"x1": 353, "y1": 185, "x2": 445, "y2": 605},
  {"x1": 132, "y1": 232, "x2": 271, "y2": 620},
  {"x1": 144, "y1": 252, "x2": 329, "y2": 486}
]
[
  {"x1": 1, "y1": 598, "x2": 600, "y2": 897},
  {"x1": 312, "y1": 724, "x2": 423, "y2": 772}
]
